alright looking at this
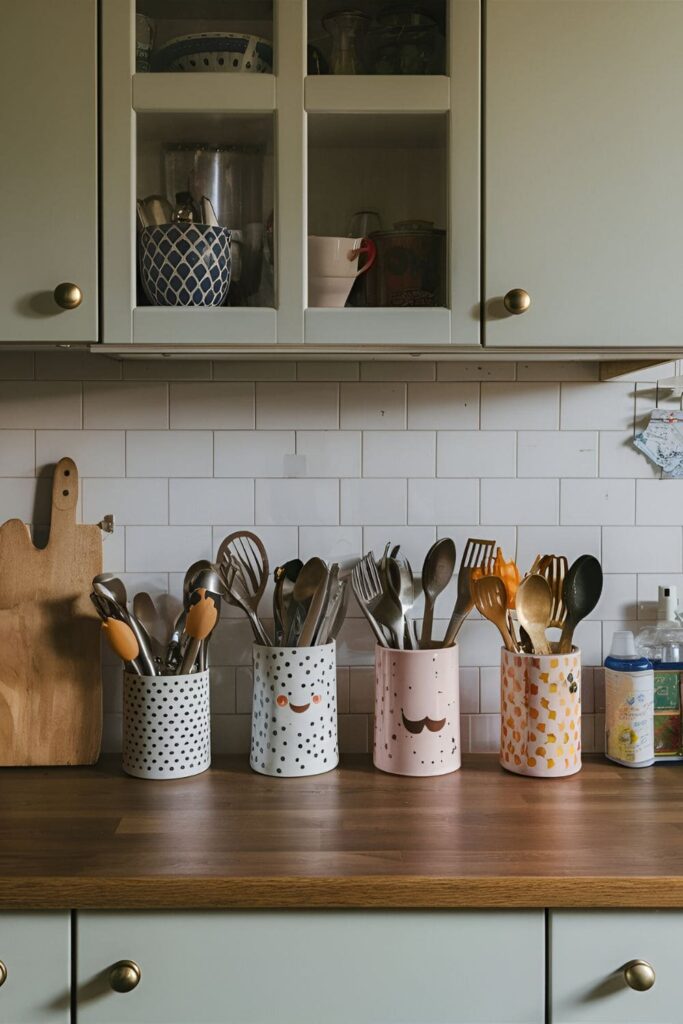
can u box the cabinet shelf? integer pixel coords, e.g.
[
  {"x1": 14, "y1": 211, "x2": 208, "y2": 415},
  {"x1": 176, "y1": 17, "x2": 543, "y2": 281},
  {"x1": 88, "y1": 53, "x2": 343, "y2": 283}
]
[
  {"x1": 304, "y1": 75, "x2": 450, "y2": 114},
  {"x1": 133, "y1": 73, "x2": 276, "y2": 113},
  {"x1": 133, "y1": 307, "x2": 277, "y2": 345}
]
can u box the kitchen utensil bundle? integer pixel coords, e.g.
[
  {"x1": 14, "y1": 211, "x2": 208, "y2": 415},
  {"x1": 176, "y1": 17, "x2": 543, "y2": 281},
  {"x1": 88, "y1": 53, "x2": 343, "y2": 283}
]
[
  {"x1": 151, "y1": 32, "x2": 273, "y2": 74},
  {"x1": 353, "y1": 538, "x2": 495, "y2": 649},
  {"x1": 216, "y1": 531, "x2": 348, "y2": 647},
  {"x1": 90, "y1": 562, "x2": 221, "y2": 677},
  {"x1": 0, "y1": 458, "x2": 104, "y2": 766},
  {"x1": 472, "y1": 551, "x2": 603, "y2": 655}
]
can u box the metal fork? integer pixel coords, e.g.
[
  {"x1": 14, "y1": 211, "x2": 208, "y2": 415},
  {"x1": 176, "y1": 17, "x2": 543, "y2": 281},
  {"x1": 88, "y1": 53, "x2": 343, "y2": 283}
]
[
  {"x1": 442, "y1": 538, "x2": 496, "y2": 648},
  {"x1": 351, "y1": 554, "x2": 389, "y2": 647}
]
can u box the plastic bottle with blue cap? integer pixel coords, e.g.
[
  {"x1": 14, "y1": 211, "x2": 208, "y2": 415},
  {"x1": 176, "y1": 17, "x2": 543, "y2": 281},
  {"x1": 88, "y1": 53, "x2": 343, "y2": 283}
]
[{"x1": 605, "y1": 630, "x2": 654, "y2": 767}]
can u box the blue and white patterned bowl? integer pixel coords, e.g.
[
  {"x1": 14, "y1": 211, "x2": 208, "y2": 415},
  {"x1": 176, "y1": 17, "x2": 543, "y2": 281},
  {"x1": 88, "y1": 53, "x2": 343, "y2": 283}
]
[{"x1": 139, "y1": 224, "x2": 231, "y2": 307}]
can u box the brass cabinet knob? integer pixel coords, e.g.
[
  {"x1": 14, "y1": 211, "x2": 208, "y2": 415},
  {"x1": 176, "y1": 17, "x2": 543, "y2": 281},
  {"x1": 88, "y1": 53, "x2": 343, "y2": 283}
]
[
  {"x1": 0, "y1": 960, "x2": 6, "y2": 987},
  {"x1": 109, "y1": 960, "x2": 141, "y2": 993},
  {"x1": 623, "y1": 959, "x2": 656, "y2": 991},
  {"x1": 503, "y1": 288, "x2": 531, "y2": 315},
  {"x1": 53, "y1": 283, "x2": 83, "y2": 310}
]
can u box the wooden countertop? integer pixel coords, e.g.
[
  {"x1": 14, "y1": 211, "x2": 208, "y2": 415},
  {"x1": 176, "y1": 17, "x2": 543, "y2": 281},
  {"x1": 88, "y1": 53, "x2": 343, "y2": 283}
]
[{"x1": 1, "y1": 755, "x2": 682, "y2": 910}]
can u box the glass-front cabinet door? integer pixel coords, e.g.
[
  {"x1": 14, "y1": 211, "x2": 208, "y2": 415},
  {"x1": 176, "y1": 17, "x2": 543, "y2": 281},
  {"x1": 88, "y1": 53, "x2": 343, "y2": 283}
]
[{"x1": 101, "y1": 0, "x2": 480, "y2": 349}]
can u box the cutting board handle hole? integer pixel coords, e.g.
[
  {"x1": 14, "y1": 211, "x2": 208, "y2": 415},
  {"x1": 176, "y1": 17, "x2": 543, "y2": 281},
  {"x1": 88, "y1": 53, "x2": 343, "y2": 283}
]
[
  {"x1": 62, "y1": 490, "x2": 69, "y2": 497},
  {"x1": 64, "y1": 470, "x2": 70, "y2": 477}
]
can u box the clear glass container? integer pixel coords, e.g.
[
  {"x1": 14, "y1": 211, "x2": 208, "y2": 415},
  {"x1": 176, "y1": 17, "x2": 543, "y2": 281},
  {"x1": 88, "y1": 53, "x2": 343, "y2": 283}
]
[{"x1": 323, "y1": 10, "x2": 370, "y2": 74}]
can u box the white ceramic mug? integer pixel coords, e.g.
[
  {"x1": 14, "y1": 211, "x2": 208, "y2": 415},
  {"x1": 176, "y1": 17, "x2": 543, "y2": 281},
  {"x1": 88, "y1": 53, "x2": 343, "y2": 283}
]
[{"x1": 308, "y1": 235, "x2": 376, "y2": 307}]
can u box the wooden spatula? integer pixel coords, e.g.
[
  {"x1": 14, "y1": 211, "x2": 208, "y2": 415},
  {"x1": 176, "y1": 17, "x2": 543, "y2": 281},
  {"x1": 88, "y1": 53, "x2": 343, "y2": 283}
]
[{"x1": 472, "y1": 575, "x2": 519, "y2": 652}]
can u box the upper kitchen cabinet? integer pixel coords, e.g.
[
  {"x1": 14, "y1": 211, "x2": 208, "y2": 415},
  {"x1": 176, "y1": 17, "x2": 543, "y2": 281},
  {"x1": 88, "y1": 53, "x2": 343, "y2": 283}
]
[
  {"x1": 1, "y1": 1, "x2": 97, "y2": 343},
  {"x1": 485, "y1": 0, "x2": 683, "y2": 349},
  {"x1": 101, "y1": 0, "x2": 480, "y2": 349}
]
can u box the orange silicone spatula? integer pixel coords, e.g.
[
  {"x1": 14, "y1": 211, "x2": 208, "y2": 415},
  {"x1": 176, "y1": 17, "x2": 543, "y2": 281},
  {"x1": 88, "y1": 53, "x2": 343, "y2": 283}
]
[
  {"x1": 179, "y1": 588, "x2": 220, "y2": 674},
  {"x1": 102, "y1": 617, "x2": 141, "y2": 670}
]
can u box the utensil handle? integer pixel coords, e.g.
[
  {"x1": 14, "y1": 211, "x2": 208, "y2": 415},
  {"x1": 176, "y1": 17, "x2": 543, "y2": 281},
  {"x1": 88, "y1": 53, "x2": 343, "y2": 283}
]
[
  {"x1": 180, "y1": 636, "x2": 201, "y2": 675},
  {"x1": 419, "y1": 601, "x2": 434, "y2": 649},
  {"x1": 443, "y1": 608, "x2": 468, "y2": 648},
  {"x1": 358, "y1": 601, "x2": 389, "y2": 648},
  {"x1": 248, "y1": 608, "x2": 272, "y2": 647},
  {"x1": 558, "y1": 621, "x2": 574, "y2": 654}
]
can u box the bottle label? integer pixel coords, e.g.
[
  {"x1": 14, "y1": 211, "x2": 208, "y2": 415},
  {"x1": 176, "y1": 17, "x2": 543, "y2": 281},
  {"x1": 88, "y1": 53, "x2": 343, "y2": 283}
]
[{"x1": 605, "y1": 668, "x2": 654, "y2": 765}]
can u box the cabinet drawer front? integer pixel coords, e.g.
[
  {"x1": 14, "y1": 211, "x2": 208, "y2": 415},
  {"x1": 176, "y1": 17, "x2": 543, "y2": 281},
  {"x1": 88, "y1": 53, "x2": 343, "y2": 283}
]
[
  {"x1": 551, "y1": 910, "x2": 683, "y2": 1023},
  {"x1": 0, "y1": 913, "x2": 70, "y2": 1023},
  {"x1": 78, "y1": 910, "x2": 543, "y2": 1024}
]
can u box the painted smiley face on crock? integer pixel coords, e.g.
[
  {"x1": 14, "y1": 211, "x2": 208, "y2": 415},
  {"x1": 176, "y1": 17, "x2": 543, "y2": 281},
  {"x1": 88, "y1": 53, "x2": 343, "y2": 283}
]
[
  {"x1": 276, "y1": 693, "x2": 322, "y2": 714},
  {"x1": 401, "y1": 710, "x2": 447, "y2": 735}
]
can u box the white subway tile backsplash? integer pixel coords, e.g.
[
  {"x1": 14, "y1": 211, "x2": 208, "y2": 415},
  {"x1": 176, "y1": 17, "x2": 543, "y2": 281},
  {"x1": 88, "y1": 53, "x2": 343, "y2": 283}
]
[
  {"x1": 408, "y1": 478, "x2": 478, "y2": 525},
  {"x1": 515, "y1": 525, "x2": 601, "y2": 569},
  {"x1": 83, "y1": 478, "x2": 168, "y2": 526},
  {"x1": 636, "y1": 480, "x2": 683, "y2": 524},
  {"x1": 481, "y1": 479, "x2": 558, "y2": 525},
  {"x1": 297, "y1": 431, "x2": 361, "y2": 477},
  {"x1": 560, "y1": 479, "x2": 635, "y2": 526},
  {"x1": 127, "y1": 430, "x2": 213, "y2": 477},
  {"x1": 170, "y1": 382, "x2": 254, "y2": 429},
  {"x1": 599, "y1": 431, "x2": 656, "y2": 478},
  {"x1": 481, "y1": 382, "x2": 559, "y2": 429},
  {"x1": 0, "y1": 431, "x2": 34, "y2": 477},
  {"x1": 361, "y1": 361, "x2": 435, "y2": 381},
  {"x1": 3, "y1": 352, "x2": 673, "y2": 755},
  {"x1": 407, "y1": 383, "x2": 479, "y2": 429},
  {"x1": 256, "y1": 382, "x2": 338, "y2": 428},
  {"x1": 602, "y1": 526, "x2": 682, "y2": 574},
  {"x1": 437, "y1": 431, "x2": 516, "y2": 478},
  {"x1": 125, "y1": 526, "x2": 212, "y2": 572},
  {"x1": 256, "y1": 478, "x2": 339, "y2": 525},
  {"x1": 0, "y1": 382, "x2": 81, "y2": 429},
  {"x1": 37, "y1": 430, "x2": 125, "y2": 478},
  {"x1": 561, "y1": 382, "x2": 634, "y2": 430},
  {"x1": 342, "y1": 478, "x2": 406, "y2": 525},
  {"x1": 214, "y1": 430, "x2": 295, "y2": 477},
  {"x1": 363, "y1": 431, "x2": 435, "y2": 478},
  {"x1": 518, "y1": 431, "x2": 597, "y2": 478},
  {"x1": 84, "y1": 381, "x2": 167, "y2": 428},
  {"x1": 340, "y1": 382, "x2": 405, "y2": 429},
  {"x1": 170, "y1": 478, "x2": 253, "y2": 526}
]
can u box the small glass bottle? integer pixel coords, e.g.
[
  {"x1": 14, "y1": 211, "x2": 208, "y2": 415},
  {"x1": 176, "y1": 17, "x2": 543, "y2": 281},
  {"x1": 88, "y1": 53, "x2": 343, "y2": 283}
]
[{"x1": 605, "y1": 630, "x2": 654, "y2": 767}]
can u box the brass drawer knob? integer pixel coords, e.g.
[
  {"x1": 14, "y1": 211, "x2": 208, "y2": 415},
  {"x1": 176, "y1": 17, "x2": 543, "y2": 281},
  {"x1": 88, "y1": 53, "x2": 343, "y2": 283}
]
[
  {"x1": 0, "y1": 960, "x2": 6, "y2": 987},
  {"x1": 623, "y1": 959, "x2": 656, "y2": 991},
  {"x1": 503, "y1": 288, "x2": 531, "y2": 315},
  {"x1": 53, "y1": 283, "x2": 83, "y2": 310},
  {"x1": 109, "y1": 960, "x2": 141, "y2": 993}
]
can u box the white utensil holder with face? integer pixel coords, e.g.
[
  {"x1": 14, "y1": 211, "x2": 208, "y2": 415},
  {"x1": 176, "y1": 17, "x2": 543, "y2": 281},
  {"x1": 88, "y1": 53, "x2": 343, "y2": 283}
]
[
  {"x1": 250, "y1": 642, "x2": 338, "y2": 777},
  {"x1": 122, "y1": 670, "x2": 211, "y2": 780}
]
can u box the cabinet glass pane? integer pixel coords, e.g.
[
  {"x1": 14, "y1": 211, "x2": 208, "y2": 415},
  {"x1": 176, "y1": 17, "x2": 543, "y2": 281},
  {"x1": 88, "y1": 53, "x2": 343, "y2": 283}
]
[
  {"x1": 308, "y1": 113, "x2": 447, "y2": 309},
  {"x1": 137, "y1": 113, "x2": 275, "y2": 310},
  {"x1": 307, "y1": 0, "x2": 446, "y2": 75},
  {"x1": 137, "y1": 0, "x2": 273, "y2": 74}
]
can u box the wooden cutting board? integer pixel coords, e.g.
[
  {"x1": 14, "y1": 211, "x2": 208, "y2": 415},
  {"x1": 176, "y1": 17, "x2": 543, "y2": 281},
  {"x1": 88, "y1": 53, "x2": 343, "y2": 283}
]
[{"x1": 0, "y1": 458, "x2": 102, "y2": 765}]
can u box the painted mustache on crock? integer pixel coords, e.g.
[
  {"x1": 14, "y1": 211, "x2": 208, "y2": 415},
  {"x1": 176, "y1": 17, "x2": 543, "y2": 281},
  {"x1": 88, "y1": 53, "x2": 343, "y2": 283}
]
[{"x1": 401, "y1": 710, "x2": 447, "y2": 735}]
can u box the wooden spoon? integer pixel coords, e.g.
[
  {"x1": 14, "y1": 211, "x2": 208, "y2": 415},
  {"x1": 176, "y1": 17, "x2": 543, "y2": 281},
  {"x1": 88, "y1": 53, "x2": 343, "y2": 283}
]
[
  {"x1": 558, "y1": 555, "x2": 603, "y2": 654},
  {"x1": 180, "y1": 588, "x2": 220, "y2": 674},
  {"x1": 101, "y1": 617, "x2": 140, "y2": 670},
  {"x1": 515, "y1": 573, "x2": 553, "y2": 656},
  {"x1": 471, "y1": 575, "x2": 518, "y2": 652},
  {"x1": 419, "y1": 538, "x2": 456, "y2": 649}
]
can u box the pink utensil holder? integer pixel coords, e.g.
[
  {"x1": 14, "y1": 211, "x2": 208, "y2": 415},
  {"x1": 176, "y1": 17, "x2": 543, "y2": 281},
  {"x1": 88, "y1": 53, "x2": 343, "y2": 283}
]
[
  {"x1": 500, "y1": 647, "x2": 581, "y2": 778},
  {"x1": 373, "y1": 645, "x2": 461, "y2": 776}
]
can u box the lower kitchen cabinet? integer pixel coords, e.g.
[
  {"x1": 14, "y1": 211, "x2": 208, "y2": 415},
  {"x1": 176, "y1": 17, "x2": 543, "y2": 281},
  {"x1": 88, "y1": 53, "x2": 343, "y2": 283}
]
[
  {"x1": 0, "y1": 913, "x2": 71, "y2": 1023},
  {"x1": 77, "y1": 910, "x2": 544, "y2": 1023},
  {"x1": 550, "y1": 910, "x2": 680, "y2": 1023}
]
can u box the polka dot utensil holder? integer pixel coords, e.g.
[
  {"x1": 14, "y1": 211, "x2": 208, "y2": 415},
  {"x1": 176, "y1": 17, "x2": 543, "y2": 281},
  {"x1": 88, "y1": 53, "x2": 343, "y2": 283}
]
[
  {"x1": 250, "y1": 642, "x2": 339, "y2": 777},
  {"x1": 500, "y1": 647, "x2": 581, "y2": 778},
  {"x1": 374, "y1": 645, "x2": 461, "y2": 776},
  {"x1": 122, "y1": 670, "x2": 211, "y2": 780}
]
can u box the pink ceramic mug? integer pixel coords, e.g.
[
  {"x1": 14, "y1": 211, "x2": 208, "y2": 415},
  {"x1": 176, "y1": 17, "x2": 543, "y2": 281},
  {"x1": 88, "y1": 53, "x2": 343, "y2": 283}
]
[{"x1": 373, "y1": 645, "x2": 460, "y2": 776}]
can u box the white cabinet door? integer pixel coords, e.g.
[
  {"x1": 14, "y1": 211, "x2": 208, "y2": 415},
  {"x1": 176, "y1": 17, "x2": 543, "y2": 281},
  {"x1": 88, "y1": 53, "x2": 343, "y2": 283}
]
[
  {"x1": 1, "y1": 0, "x2": 97, "y2": 342},
  {"x1": 78, "y1": 910, "x2": 544, "y2": 1023},
  {"x1": 485, "y1": 0, "x2": 683, "y2": 349},
  {"x1": 551, "y1": 909, "x2": 683, "y2": 1023},
  {"x1": 0, "y1": 913, "x2": 70, "y2": 1023}
]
